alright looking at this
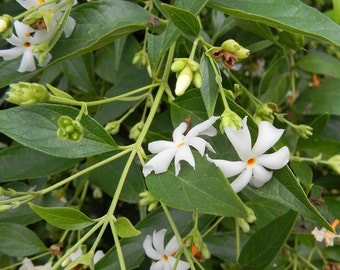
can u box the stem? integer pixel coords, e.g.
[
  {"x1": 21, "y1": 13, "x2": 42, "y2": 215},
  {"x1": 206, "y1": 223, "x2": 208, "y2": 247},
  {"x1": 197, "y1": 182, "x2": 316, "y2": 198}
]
[
  {"x1": 235, "y1": 218, "x2": 241, "y2": 260},
  {"x1": 189, "y1": 37, "x2": 200, "y2": 61},
  {"x1": 109, "y1": 217, "x2": 127, "y2": 270}
]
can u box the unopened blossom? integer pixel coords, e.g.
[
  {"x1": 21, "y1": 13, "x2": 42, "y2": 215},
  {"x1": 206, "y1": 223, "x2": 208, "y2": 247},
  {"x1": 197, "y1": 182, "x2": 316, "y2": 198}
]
[
  {"x1": 208, "y1": 116, "x2": 290, "y2": 193},
  {"x1": 312, "y1": 219, "x2": 340, "y2": 247},
  {"x1": 62, "y1": 246, "x2": 105, "y2": 267},
  {"x1": 142, "y1": 116, "x2": 219, "y2": 177},
  {"x1": 0, "y1": 20, "x2": 50, "y2": 72},
  {"x1": 143, "y1": 229, "x2": 189, "y2": 270},
  {"x1": 19, "y1": 258, "x2": 52, "y2": 270}
]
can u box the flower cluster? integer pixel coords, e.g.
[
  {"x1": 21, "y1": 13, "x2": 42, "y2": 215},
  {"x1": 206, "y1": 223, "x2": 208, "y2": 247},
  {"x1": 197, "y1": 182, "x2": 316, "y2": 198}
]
[
  {"x1": 143, "y1": 116, "x2": 290, "y2": 194},
  {"x1": 311, "y1": 219, "x2": 340, "y2": 247},
  {"x1": 0, "y1": 0, "x2": 76, "y2": 72}
]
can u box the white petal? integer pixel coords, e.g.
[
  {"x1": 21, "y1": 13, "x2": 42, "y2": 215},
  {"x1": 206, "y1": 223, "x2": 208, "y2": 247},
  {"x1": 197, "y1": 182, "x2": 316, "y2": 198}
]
[
  {"x1": 225, "y1": 117, "x2": 252, "y2": 161},
  {"x1": 187, "y1": 136, "x2": 212, "y2": 156},
  {"x1": 93, "y1": 250, "x2": 105, "y2": 264},
  {"x1": 174, "y1": 145, "x2": 195, "y2": 175},
  {"x1": 19, "y1": 258, "x2": 35, "y2": 270},
  {"x1": 251, "y1": 121, "x2": 285, "y2": 156},
  {"x1": 185, "y1": 116, "x2": 219, "y2": 138},
  {"x1": 325, "y1": 234, "x2": 336, "y2": 247},
  {"x1": 6, "y1": 34, "x2": 24, "y2": 47},
  {"x1": 33, "y1": 29, "x2": 50, "y2": 44},
  {"x1": 0, "y1": 47, "x2": 24, "y2": 60},
  {"x1": 230, "y1": 167, "x2": 252, "y2": 193},
  {"x1": 143, "y1": 235, "x2": 162, "y2": 261},
  {"x1": 168, "y1": 256, "x2": 190, "y2": 270},
  {"x1": 70, "y1": 247, "x2": 82, "y2": 261},
  {"x1": 18, "y1": 50, "x2": 36, "y2": 72},
  {"x1": 172, "y1": 122, "x2": 187, "y2": 143},
  {"x1": 38, "y1": 52, "x2": 52, "y2": 67},
  {"x1": 257, "y1": 146, "x2": 290, "y2": 170},
  {"x1": 249, "y1": 164, "x2": 273, "y2": 188},
  {"x1": 148, "y1": 140, "x2": 176, "y2": 154},
  {"x1": 64, "y1": 16, "x2": 76, "y2": 38},
  {"x1": 14, "y1": 21, "x2": 34, "y2": 39},
  {"x1": 311, "y1": 227, "x2": 325, "y2": 242},
  {"x1": 207, "y1": 156, "x2": 245, "y2": 178},
  {"x1": 35, "y1": 262, "x2": 52, "y2": 270},
  {"x1": 16, "y1": 0, "x2": 38, "y2": 9},
  {"x1": 142, "y1": 148, "x2": 177, "y2": 176},
  {"x1": 153, "y1": 229, "x2": 166, "y2": 255},
  {"x1": 150, "y1": 261, "x2": 165, "y2": 270},
  {"x1": 164, "y1": 235, "x2": 179, "y2": 255}
]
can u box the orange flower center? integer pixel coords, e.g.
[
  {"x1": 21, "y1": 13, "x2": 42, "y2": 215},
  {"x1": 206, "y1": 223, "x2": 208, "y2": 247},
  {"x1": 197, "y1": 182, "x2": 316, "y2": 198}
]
[
  {"x1": 327, "y1": 219, "x2": 339, "y2": 235},
  {"x1": 38, "y1": 0, "x2": 45, "y2": 3},
  {"x1": 177, "y1": 141, "x2": 185, "y2": 147},
  {"x1": 162, "y1": 254, "x2": 168, "y2": 261},
  {"x1": 247, "y1": 158, "x2": 256, "y2": 166},
  {"x1": 24, "y1": 42, "x2": 31, "y2": 48}
]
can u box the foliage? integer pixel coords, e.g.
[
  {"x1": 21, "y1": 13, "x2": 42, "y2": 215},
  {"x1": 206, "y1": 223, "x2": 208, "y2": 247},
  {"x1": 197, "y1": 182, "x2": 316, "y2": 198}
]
[{"x1": 0, "y1": 0, "x2": 339, "y2": 269}]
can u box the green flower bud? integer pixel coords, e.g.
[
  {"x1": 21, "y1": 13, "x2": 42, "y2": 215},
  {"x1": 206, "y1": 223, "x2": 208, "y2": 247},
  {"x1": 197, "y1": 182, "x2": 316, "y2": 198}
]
[
  {"x1": 129, "y1": 122, "x2": 144, "y2": 141},
  {"x1": 170, "y1": 59, "x2": 187, "y2": 72},
  {"x1": 328, "y1": 155, "x2": 340, "y2": 174},
  {"x1": 132, "y1": 50, "x2": 148, "y2": 67},
  {"x1": 7, "y1": 82, "x2": 50, "y2": 106},
  {"x1": 245, "y1": 207, "x2": 256, "y2": 223},
  {"x1": 253, "y1": 103, "x2": 276, "y2": 124},
  {"x1": 0, "y1": 14, "x2": 14, "y2": 38},
  {"x1": 104, "y1": 121, "x2": 120, "y2": 135},
  {"x1": 188, "y1": 60, "x2": 200, "y2": 72},
  {"x1": 234, "y1": 47, "x2": 250, "y2": 60},
  {"x1": 237, "y1": 217, "x2": 250, "y2": 233},
  {"x1": 0, "y1": 204, "x2": 16, "y2": 213},
  {"x1": 139, "y1": 190, "x2": 159, "y2": 211},
  {"x1": 220, "y1": 109, "x2": 243, "y2": 132},
  {"x1": 221, "y1": 39, "x2": 242, "y2": 52},
  {"x1": 192, "y1": 71, "x2": 202, "y2": 88},
  {"x1": 295, "y1": 124, "x2": 313, "y2": 139},
  {"x1": 57, "y1": 116, "x2": 84, "y2": 142},
  {"x1": 93, "y1": 187, "x2": 103, "y2": 199},
  {"x1": 175, "y1": 65, "x2": 193, "y2": 96}
]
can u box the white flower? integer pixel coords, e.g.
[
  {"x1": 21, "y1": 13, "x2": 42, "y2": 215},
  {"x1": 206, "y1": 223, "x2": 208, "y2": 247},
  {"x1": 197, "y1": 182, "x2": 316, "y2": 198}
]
[
  {"x1": 143, "y1": 229, "x2": 189, "y2": 270},
  {"x1": 19, "y1": 258, "x2": 52, "y2": 270},
  {"x1": 142, "y1": 116, "x2": 219, "y2": 177},
  {"x1": 0, "y1": 20, "x2": 51, "y2": 72},
  {"x1": 16, "y1": 0, "x2": 76, "y2": 37},
  {"x1": 311, "y1": 219, "x2": 340, "y2": 247},
  {"x1": 207, "y1": 116, "x2": 290, "y2": 193},
  {"x1": 62, "y1": 246, "x2": 105, "y2": 267}
]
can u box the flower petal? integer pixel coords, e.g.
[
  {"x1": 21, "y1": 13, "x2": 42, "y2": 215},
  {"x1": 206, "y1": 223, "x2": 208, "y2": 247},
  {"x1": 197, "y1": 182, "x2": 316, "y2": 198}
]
[
  {"x1": 164, "y1": 235, "x2": 179, "y2": 255},
  {"x1": 6, "y1": 34, "x2": 24, "y2": 47},
  {"x1": 168, "y1": 256, "x2": 190, "y2": 270},
  {"x1": 185, "y1": 116, "x2": 219, "y2": 138},
  {"x1": 142, "y1": 148, "x2": 177, "y2": 176},
  {"x1": 230, "y1": 167, "x2": 252, "y2": 193},
  {"x1": 0, "y1": 46, "x2": 24, "y2": 60},
  {"x1": 64, "y1": 16, "x2": 76, "y2": 38},
  {"x1": 19, "y1": 258, "x2": 35, "y2": 270},
  {"x1": 172, "y1": 122, "x2": 187, "y2": 143},
  {"x1": 93, "y1": 250, "x2": 105, "y2": 264},
  {"x1": 14, "y1": 21, "x2": 34, "y2": 40},
  {"x1": 152, "y1": 229, "x2": 166, "y2": 255},
  {"x1": 150, "y1": 260, "x2": 166, "y2": 270},
  {"x1": 18, "y1": 49, "x2": 36, "y2": 72},
  {"x1": 257, "y1": 146, "x2": 290, "y2": 170},
  {"x1": 70, "y1": 246, "x2": 82, "y2": 261},
  {"x1": 251, "y1": 121, "x2": 285, "y2": 156},
  {"x1": 249, "y1": 164, "x2": 273, "y2": 188},
  {"x1": 207, "y1": 156, "x2": 245, "y2": 178},
  {"x1": 187, "y1": 136, "x2": 214, "y2": 156},
  {"x1": 148, "y1": 140, "x2": 176, "y2": 154},
  {"x1": 174, "y1": 145, "x2": 195, "y2": 175},
  {"x1": 143, "y1": 235, "x2": 162, "y2": 261},
  {"x1": 225, "y1": 117, "x2": 252, "y2": 161},
  {"x1": 311, "y1": 227, "x2": 325, "y2": 242},
  {"x1": 16, "y1": 0, "x2": 39, "y2": 9}
]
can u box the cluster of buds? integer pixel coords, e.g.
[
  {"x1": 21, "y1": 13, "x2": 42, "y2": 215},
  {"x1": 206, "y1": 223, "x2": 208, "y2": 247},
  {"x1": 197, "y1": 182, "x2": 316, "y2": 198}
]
[
  {"x1": 139, "y1": 190, "x2": 159, "y2": 211},
  {"x1": 57, "y1": 116, "x2": 84, "y2": 142},
  {"x1": 0, "y1": 14, "x2": 14, "y2": 38},
  {"x1": 183, "y1": 228, "x2": 210, "y2": 262},
  {"x1": 132, "y1": 50, "x2": 152, "y2": 77},
  {"x1": 6, "y1": 82, "x2": 50, "y2": 106},
  {"x1": 171, "y1": 58, "x2": 202, "y2": 96},
  {"x1": 207, "y1": 39, "x2": 250, "y2": 68},
  {"x1": 219, "y1": 108, "x2": 243, "y2": 132},
  {"x1": 104, "y1": 120, "x2": 121, "y2": 135},
  {"x1": 253, "y1": 103, "x2": 278, "y2": 124},
  {"x1": 129, "y1": 121, "x2": 145, "y2": 141}
]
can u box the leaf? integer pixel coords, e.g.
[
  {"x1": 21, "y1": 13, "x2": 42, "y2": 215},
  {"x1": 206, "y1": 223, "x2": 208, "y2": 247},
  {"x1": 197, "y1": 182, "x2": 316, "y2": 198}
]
[
  {"x1": 146, "y1": 152, "x2": 251, "y2": 219},
  {"x1": 0, "y1": 104, "x2": 117, "y2": 158},
  {"x1": 0, "y1": 145, "x2": 81, "y2": 182},
  {"x1": 0, "y1": 223, "x2": 47, "y2": 256},
  {"x1": 115, "y1": 217, "x2": 141, "y2": 238},
  {"x1": 200, "y1": 55, "x2": 219, "y2": 117},
  {"x1": 161, "y1": 4, "x2": 201, "y2": 37},
  {"x1": 293, "y1": 78, "x2": 340, "y2": 116},
  {"x1": 29, "y1": 203, "x2": 95, "y2": 230},
  {"x1": 0, "y1": 0, "x2": 151, "y2": 88},
  {"x1": 208, "y1": 0, "x2": 340, "y2": 45},
  {"x1": 238, "y1": 210, "x2": 297, "y2": 269},
  {"x1": 296, "y1": 52, "x2": 340, "y2": 78}
]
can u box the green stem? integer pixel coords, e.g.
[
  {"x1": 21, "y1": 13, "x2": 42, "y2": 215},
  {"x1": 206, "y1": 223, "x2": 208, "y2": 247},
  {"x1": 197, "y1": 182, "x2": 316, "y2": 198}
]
[
  {"x1": 290, "y1": 155, "x2": 328, "y2": 165},
  {"x1": 235, "y1": 218, "x2": 241, "y2": 260},
  {"x1": 202, "y1": 216, "x2": 224, "y2": 237},
  {"x1": 14, "y1": 0, "x2": 60, "y2": 20},
  {"x1": 189, "y1": 37, "x2": 200, "y2": 61},
  {"x1": 109, "y1": 217, "x2": 127, "y2": 270}
]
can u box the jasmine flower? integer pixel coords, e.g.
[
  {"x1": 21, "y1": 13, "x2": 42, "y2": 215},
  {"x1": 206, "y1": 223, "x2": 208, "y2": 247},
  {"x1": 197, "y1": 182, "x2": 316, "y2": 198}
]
[
  {"x1": 208, "y1": 116, "x2": 290, "y2": 193},
  {"x1": 142, "y1": 116, "x2": 219, "y2": 177},
  {"x1": 19, "y1": 258, "x2": 52, "y2": 270}
]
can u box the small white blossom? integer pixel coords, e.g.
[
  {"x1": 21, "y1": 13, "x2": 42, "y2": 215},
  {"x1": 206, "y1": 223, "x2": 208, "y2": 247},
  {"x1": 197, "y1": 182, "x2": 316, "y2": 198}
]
[
  {"x1": 0, "y1": 20, "x2": 50, "y2": 72},
  {"x1": 208, "y1": 116, "x2": 290, "y2": 193},
  {"x1": 312, "y1": 219, "x2": 340, "y2": 247},
  {"x1": 142, "y1": 116, "x2": 219, "y2": 177},
  {"x1": 62, "y1": 246, "x2": 105, "y2": 267},
  {"x1": 19, "y1": 258, "x2": 52, "y2": 270},
  {"x1": 143, "y1": 229, "x2": 189, "y2": 270}
]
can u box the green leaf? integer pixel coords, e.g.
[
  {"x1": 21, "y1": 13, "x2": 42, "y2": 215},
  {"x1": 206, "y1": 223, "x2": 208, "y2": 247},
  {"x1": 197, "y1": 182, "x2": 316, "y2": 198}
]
[
  {"x1": 115, "y1": 217, "x2": 141, "y2": 238},
  {"x1": 29, "y1": 203, "x2": 95, "y2": 230},
  {"x1": 146, "y1": 153, "x2": 251, "y2": 219},
  {"x1": 200, "y1": 55, "x2": 219, "y2": 117},
  {"x1": 238, "y1": 210, "x2": 297, "y2": 269},
  {"x1": 290, "y1": 161, "x2": 313, "y2": 190},
  {"x1": 0, "y1": 0, "x2": 151, "y2": 88},
  {"x1": 0, "y1": 145, "x2": 81, "y2": 182},
  {"x1": 296, "y1": 52, "x2": 340, "y2": 78},
  {"x1": 293, "y1": 78, "x2": 340, "y2": 116},
  {"x1": 0, "y1": 104, "x2": 117, "y2": 158},
  {"x1": 208, "y1": 0, "x2": 340, "y2": 45},
  {"x1": 46, "y1": 84, "x2": 76, "y2": 101},
  {"x1": 162, "y1": 4, "x2": 200, "y2": 37},
  {"x1": 0, "y1": 223, "x2": 47, "y2": 257}
]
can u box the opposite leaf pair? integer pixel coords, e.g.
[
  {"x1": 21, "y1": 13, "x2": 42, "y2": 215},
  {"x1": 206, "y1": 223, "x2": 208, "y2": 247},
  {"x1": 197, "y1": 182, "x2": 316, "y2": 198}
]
[{"x1": 142, "y1": 116, "x2": 290, "y2": 193}]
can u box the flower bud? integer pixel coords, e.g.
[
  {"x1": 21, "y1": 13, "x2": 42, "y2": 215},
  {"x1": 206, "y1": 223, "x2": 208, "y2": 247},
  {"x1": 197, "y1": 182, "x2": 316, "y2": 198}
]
[
  {"x1": 234, "y1": 47, "x2": 250, "y2": 60},
  {"x1": 221, "y1": 39, "x2": 242, "y2": 52},
  {"x1": 184, "y1": 228, "x2": 211, "y2": 262},
  {"x1": 192, "y1": 71, "x2": 202, "y2": 88},
  {"x1": 139, "y1": 190, "x2": 159, "y2": 211},
  {"x1": 328, "y1": 155, "x2": 340, "y2": 174},
  {"x1": 0, "y1": 204, "x2": 16, "y2": 213},
  {"x1": 132, "y1": 50, "x2": 148, "y2": 67},
  {"x1": 188, "y1": 60, "x2": 200, "y2": 72},
  {"x1": 0, "y1": 14, "x2": 13, "y2": 38},
  {"x1": 105, "y1": 121, "x2": 120, "y2": 135},
  {"x1": 296, "y1": 124, "x2": 313, "y2": 139},
  {"x1": 57, "y1": 116, "x2": 84, "y2": 142},
  {"x1": 129, "y1": 122, "x2": 144, "y2": 141},
  {"x1": 220, "y1": 109, "x2": 243, "y2": 132},
  {"x1": 174, "y1": 65, "x2": 193, "y2": 96},
  {"x1": 7, "y1": 82, "x2": 50, "y2": 106},
  {"x1": 237, "y1": 217, "x2": 250, "y2": 233},
  {"x1": 253, "y1": 103, "x2": 276, "y2": 124},
  {"x1": 245, "y1": 207, "x2": 256, "y2": 223},
  {"x1": 170, "y1": 59, "x2": 187, "y2": 72},
  {"x1": 93, "y1": 187, "x2": 103, "y2": 199}
]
